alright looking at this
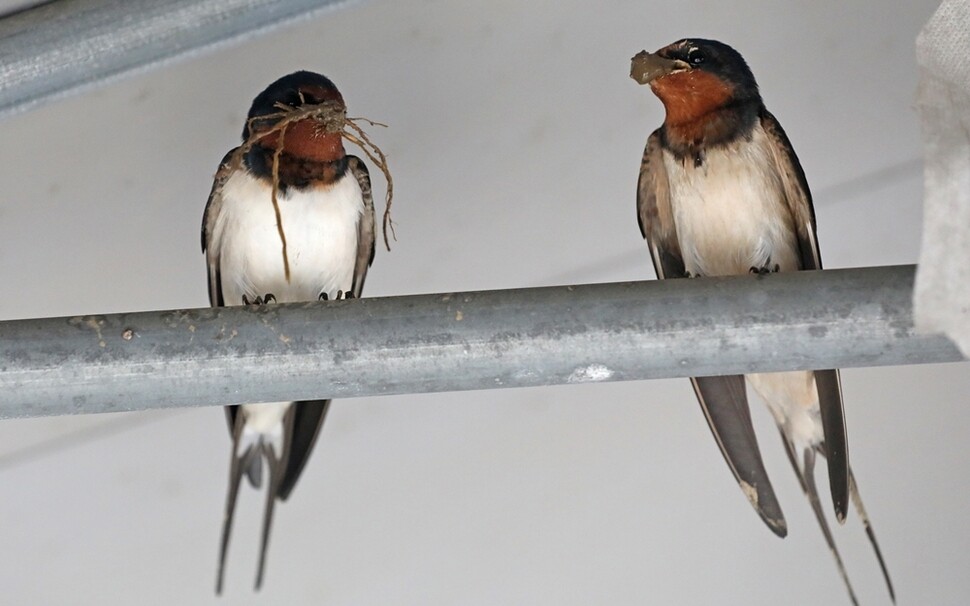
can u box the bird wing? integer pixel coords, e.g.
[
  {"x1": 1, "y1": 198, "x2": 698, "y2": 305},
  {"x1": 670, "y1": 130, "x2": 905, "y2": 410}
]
[
  {"x1": 638, "y1": 129, "x2": 787, "y2": 537},
  {"x1": 636, "y1": 130, "x2": 684, "y2": 282},
  {"x1": 202, "y1": 148, "x2": 237, "y2": 308},
  {"x1": 277, "y1": 400, "x2": 331, "y2": 500},
  {"x1": 200, "y1": 150, "x2": 251, "y2": 442},
  {"x1": 347, "y1": 155, "x2": 376, "y2": 298},
  {"x1": 761, "y1": 109, "x2": 850, "y2": 523}
]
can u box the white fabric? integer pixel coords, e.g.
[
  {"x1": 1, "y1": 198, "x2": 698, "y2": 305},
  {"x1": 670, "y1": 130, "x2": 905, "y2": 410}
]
[{"x1": 914, "y1": 0, "x2": 970, "y2": 356}]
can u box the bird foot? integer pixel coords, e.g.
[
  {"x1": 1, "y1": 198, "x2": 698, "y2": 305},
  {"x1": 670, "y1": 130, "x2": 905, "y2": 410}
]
[
  {"x1": 319, "y1": 290, "x2": 354, "y2": 301},
  {"x1": 749, "y1": 259, "x2": 780, "y2": 276},
  {"x1": 242, "y1": 293, "x2": 277, "y2": 305}
]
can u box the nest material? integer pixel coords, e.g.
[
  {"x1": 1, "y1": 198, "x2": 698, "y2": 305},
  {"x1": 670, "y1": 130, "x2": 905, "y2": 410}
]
[{"x1": 230, "y1": 98, "x2": 396, "y2": 280}]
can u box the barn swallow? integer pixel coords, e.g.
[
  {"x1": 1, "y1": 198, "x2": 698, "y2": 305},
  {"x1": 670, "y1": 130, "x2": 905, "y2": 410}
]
[
  {"x1": 201, "y1": 71, "x2": 376, "y2": 593},
  {"x1": 631, "y1": 39, "x2": 893, "y2": 603}
]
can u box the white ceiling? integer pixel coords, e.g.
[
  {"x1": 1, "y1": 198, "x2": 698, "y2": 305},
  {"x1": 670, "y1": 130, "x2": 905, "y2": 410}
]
[{"x1": 0, "y1": 0, "x2": 967, "y2": 604}]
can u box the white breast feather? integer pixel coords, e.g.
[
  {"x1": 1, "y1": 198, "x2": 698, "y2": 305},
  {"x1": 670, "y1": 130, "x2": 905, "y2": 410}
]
[
  {"x1": 663, "y1": 124, "x2": 800, "y2": 277},
  {"x1": 212, "y1": 169, "x2": 363, "y2": 305}
]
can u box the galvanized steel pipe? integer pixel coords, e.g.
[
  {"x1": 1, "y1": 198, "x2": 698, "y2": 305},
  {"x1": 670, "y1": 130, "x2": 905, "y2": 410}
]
[
  {"x1": 0, "y1": 0, "x2": 350, "y2": 119},
  {"x1": 0, "y1": 265, "x2": 963, "y2": 419}
]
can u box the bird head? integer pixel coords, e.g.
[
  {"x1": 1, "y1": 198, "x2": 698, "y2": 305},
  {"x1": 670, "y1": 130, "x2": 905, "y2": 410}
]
[
  {"x1": 631, "y1": 39, "x2": 761, "y2": 127},
  {"x1": 243, "y1": 71, "x2": 347, "y2": 163}
]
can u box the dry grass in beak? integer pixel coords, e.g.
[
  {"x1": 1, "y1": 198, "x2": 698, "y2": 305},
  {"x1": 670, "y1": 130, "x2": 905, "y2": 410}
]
[{"x1": 229, "y1": 99, "x2": 396, "y2": 281}]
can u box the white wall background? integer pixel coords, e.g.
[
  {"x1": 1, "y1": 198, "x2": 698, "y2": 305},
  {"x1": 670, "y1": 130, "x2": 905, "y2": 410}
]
[{"x1": 0, "y1": 0, "x2": 967, "y2": 604}]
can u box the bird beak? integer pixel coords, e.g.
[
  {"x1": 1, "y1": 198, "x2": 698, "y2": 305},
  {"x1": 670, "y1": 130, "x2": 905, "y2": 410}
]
[{"x1": 630, "y1": 50, "x2": 690, "y2": 85}]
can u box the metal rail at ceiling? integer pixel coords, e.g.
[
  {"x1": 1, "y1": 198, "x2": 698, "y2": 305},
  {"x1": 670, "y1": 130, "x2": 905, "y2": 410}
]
[
  {"x1": 0, "y1": 0, "x2": 351, "y2": 119},
  {"x1": 0, "y1": 265, "x2": 964, "y2": 421}
]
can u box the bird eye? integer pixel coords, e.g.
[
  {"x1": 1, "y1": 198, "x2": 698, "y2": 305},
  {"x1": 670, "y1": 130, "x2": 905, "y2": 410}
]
[{"x1": 687, "y1": 49, "x2": 706, "y2": 65}]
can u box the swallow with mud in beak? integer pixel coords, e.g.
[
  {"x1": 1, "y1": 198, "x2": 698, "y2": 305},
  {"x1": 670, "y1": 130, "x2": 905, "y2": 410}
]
[{"x1": 632, "y1": 39, "x2": 893, "y2": 604}]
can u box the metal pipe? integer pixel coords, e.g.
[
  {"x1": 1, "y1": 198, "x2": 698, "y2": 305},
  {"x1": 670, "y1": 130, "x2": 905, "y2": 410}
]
[
  {"x1": 0, "y1": 0, "x2": 351, "y2": 120},
  {"x1": 0, "y1": 265, "x2": 963, "y2": 420}
]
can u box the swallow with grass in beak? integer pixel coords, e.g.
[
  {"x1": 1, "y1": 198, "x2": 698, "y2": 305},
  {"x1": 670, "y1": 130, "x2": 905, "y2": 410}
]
[
  {"x1": 631, "y1": 39, "x2": 893, "y2": 604},
  {"x1": 202, "y1": 70, "x2": 376, "y2": 593}
]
